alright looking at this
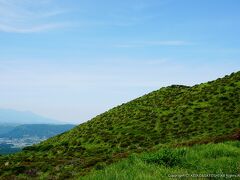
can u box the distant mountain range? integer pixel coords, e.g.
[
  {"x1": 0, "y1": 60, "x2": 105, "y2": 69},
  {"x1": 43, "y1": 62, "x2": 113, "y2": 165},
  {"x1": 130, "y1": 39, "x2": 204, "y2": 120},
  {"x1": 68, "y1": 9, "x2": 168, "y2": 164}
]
[
  {"x1": 0, "y1": 109, "x2": 76, "y2": 155},
  {"x1": 0, "y1": 124, "x2": 16, "y2": 135},
  {"x1": 0, "y1": 124, "x2": 75, "y2": 139},
  {"x1": 0, "y1": 108, "x2": 69, "y2": 126},
  {"x1": 0, "y1": 109, "x2": 64, "y2": 125},
  {"x1": 0, "y1": 124, "x2": 76, "y2": 155}
]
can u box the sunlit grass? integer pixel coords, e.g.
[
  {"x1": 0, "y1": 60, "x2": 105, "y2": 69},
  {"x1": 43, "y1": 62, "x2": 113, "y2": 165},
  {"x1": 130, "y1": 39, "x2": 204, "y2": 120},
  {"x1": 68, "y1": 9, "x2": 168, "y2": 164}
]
[{"x1": 83, "y1": 141, "x2": 240, "y2": 180}]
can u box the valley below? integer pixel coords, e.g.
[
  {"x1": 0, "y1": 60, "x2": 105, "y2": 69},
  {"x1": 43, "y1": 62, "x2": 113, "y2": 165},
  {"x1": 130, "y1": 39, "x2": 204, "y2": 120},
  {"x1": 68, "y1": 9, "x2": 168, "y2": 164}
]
[
  {"x1": 0, "y1": 124, "x2": 75, "y2": 155},
  {"x1": 0, "y1": 136, "x2": 46, "y2": 155}
]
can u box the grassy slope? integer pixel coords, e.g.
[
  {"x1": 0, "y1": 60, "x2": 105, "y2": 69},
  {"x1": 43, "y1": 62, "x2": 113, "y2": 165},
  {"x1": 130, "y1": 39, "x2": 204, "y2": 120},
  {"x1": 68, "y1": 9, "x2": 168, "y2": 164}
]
[
  {"x1": 83, "y1": 141, "x2": 240, "y2": 180},
  {"x1": 0, "y1": 71, "x2": 239, "y2": 179}
]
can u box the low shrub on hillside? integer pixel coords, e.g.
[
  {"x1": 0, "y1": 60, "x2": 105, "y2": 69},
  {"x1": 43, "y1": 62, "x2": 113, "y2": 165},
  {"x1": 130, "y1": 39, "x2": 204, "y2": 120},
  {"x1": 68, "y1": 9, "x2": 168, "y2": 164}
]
[{"x1": 141, "y1": 148, "x2": 187, "y2": 167}]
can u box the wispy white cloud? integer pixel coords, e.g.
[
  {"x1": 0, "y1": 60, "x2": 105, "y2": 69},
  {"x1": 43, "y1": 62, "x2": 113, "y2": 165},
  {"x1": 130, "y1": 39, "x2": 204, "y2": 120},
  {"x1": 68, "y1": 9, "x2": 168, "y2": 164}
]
[
  {"x1": 0, "y1": 0, "x2": 70, "y2": 33},
  {"x1": 114, "y1": 40, "x2": 191, "y2": 48},
  {"x1": 0, "y1": 23, "x2": 70, "y2": 33}
]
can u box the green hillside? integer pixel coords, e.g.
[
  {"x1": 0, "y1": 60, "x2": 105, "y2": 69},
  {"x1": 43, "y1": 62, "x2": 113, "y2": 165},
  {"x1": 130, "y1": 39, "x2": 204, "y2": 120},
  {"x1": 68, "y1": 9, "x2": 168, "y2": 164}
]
[{"x1": 0, "y1": 71, "x2": 239, "y2": 179}]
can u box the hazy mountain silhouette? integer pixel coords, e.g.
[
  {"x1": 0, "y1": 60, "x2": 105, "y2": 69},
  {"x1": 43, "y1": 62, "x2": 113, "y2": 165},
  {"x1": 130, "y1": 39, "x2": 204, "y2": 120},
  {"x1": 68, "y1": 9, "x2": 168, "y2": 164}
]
[{"x1": 0, "y1": 109, "x2": 64, "y2": 125}]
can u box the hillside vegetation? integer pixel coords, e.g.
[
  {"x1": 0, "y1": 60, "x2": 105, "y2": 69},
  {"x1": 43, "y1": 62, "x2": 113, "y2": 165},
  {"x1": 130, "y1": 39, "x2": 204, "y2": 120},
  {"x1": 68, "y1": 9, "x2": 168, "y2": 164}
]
[{"x1": 0, "y1": 71, "x2": 239, "y2": 179}]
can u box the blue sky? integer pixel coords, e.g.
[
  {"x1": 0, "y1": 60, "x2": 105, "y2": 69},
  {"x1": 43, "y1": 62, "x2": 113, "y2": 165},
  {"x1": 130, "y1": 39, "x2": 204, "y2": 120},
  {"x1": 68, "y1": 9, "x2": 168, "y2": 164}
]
[{"x1": 0, "y1": 0, "x2": 240, "y2": 123}]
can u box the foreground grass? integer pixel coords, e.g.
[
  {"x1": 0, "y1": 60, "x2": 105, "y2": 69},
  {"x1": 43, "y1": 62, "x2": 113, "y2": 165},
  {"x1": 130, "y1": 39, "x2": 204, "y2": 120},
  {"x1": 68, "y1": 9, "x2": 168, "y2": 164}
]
[{"x1": 82, "y1": 141, "x2": 240, "y2": 180}]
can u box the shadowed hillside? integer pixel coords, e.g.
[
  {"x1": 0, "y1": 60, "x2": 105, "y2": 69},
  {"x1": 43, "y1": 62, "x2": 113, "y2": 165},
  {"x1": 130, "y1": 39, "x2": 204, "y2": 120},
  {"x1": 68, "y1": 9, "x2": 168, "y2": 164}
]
[{"x1": 0, "y1": 71, "x2": 239, "y2": 179}]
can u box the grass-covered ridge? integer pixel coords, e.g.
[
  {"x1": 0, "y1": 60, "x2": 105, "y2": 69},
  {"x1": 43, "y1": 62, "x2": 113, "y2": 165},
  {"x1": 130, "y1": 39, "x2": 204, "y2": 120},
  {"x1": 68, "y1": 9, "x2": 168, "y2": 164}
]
[
  {"x1": 83, "y1": 141, "x2": 240, "y2": 180},
  {"x1": 0, "y1": 71, "x2": 239, "y2": 179}
]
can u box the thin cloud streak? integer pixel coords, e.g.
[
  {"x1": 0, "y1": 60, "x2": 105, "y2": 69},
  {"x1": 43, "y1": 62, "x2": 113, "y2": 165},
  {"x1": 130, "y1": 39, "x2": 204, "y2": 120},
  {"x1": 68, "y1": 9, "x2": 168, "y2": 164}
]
[
  {"x1": 114, "y1": 41, "x2": 191, "y2": 48},
  {"x1": 0, "y1": 23, "x2": 70, "y2": 33},
  {"x1": 0, "y1": 0, "x2": 71, "y2": 33}
]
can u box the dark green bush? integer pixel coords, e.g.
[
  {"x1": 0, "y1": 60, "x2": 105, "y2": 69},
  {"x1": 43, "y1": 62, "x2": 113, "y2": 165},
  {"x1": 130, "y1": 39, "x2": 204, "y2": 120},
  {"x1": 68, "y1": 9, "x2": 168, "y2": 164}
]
[{"x1": 141, "y1": 148, "x2": 186, "y2": 167}]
